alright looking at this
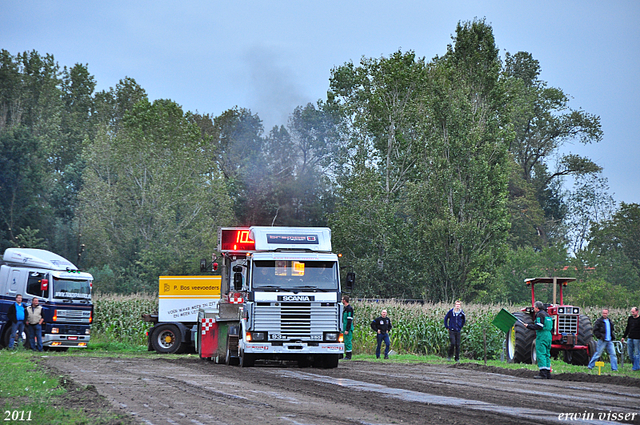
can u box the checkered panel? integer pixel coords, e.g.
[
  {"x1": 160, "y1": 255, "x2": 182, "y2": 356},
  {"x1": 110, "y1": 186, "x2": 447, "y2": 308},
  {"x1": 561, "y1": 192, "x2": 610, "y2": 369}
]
[{"x1": 201, "y1": 318, "x2": 216, "y2": 335}]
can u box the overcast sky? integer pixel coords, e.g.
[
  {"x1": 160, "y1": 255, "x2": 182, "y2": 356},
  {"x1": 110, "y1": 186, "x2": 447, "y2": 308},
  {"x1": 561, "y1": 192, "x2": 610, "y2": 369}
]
[{"x1": 2, "y1": 1, "x2": 639, "y2": 205}]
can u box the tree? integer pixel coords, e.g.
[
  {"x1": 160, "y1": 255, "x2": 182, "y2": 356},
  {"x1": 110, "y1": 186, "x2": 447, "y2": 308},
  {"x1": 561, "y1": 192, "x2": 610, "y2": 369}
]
[
  {"x1": 79, "y1": 98, "x2": 233, "y2": 291},
  {"x1": 502, "y1": 51, "x2": 603, "y2": 246},
  {"x1": 587, "y1": 203, "x2": 640, "y2": 278},
  {"x1": 0, "y1": 127, "x2": 47, "y2": 250},
  {"x1": 327, "y1": 50, "x2": 430, "y2": 298},
  {"x1": 407, "y1": 19, "x2": 511, "y2": 301},
  {"x1": 328, "y1": 20, "x2": 511, "y2": 301}
]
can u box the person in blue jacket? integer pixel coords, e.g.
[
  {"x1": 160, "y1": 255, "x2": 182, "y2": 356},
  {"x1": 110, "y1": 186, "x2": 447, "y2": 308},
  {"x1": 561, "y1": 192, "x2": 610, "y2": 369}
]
[
  {"x1": 444, "y1": 301, "x2": 466, "y2": 362},
  {"x1": 7, "y1": 294, "x2": 28, "y2": 349}
]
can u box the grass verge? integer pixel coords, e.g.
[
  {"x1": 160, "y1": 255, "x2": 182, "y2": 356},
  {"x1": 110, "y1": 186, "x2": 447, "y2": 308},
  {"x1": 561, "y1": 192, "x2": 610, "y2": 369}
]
[{"x1": 0, "y1": 348, "x2": 135, "y2": 424}]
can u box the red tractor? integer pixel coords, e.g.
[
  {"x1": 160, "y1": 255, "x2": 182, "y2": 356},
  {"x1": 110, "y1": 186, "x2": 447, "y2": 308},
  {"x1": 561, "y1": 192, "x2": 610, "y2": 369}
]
[{"x1": 506, "y1": 277, "x2": 596, "y2": 365}]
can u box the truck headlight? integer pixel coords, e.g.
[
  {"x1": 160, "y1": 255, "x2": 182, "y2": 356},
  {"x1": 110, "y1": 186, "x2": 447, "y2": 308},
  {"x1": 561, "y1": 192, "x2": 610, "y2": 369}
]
[
  {"x1": 324, "y1": 332, "x2": 339, "y2": 342},
  {"x1": 51, "y1": 328, "x2": 59, "y2": 334},
  {"x1": 251, "y1": 332, "x2": 267, "y2": 341}
]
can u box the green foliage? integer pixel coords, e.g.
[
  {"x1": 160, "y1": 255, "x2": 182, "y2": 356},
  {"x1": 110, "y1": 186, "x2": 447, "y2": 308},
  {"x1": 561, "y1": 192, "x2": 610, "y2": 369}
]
[
  {"x1": 350, "y1": 301, "x2": 631, "y2": 360},
  {"x1": 352, "y1": 300, "x2": 507, "y2": 360},
  {"x1": 91, "y1": 293, "x2": 157, "y2": 346}
]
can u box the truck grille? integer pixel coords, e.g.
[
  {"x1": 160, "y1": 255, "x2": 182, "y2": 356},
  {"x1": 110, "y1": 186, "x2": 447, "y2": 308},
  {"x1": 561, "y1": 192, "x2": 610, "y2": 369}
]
[
  {"x1": 557, "y1": 314, "x2": 578, "y2": 334},
  {"x1": 55, "y1": 309, "x2": 91, "y2": 323},
  {"x1": 254, "y1": 303, "x2": 339, "y2": 340}
]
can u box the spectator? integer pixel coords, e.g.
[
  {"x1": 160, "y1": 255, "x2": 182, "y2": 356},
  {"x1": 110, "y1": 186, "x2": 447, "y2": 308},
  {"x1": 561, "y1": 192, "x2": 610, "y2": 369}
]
[
  {"x1": 7, "y1": 294, "x2": 27, "y2": 349},
  {"x1": 371, "y1": 309, "x2": 393, "y2": 359},
  {"x1": 342, "y1": 296, "x2": 354, "y2": 360},
  {"x1": 444, "y1": 300, "x2": 466, "y2": 362},
  {"x1": 524, "y1": 300, "x2": 553, "y2": 379},
  {"x1": 621, "y1": 306, "x2": 640, "y2": 371},
  {"x1": 26, "y1": 298, "x2": 45, "y2": 352},
  {"x1": 587, "y1": 308, "x2": 618, "y2": 372}
]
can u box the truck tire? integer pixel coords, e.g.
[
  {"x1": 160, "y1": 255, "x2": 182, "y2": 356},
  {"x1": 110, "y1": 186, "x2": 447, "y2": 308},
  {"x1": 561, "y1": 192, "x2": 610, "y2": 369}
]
[
  {"x1": 239, "y1": 349, "x2": 254, "y2": 367},
  {"x1": 1, "y1": 326, "x2": 11, "y2": 348},
  {"x1": 506, "y1": 312, "x2": 534, "y2": 364},
  {"x1": 321, "y1": 354, "x2": 339, "y2": 369},
  {"x1": 568, "y1": 314, "x2": 595, "y2": 366},
  {"x1": 151, "y1": 324, "x2": 183, "y2": 354}
]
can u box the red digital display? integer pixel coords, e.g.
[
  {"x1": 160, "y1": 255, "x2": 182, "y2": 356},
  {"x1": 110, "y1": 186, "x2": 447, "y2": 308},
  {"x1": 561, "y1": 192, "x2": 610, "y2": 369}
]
[{"x1": 219, "y1": 228, "x2": 255, "y2": 252}]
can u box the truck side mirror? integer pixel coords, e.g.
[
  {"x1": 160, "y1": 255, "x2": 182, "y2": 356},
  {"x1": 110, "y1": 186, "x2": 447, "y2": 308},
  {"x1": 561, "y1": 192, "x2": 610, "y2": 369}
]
[
  {"x1": 344, "y1": 272, "x2": 355, "y2": 292},
  {"x1": 233, "y1": 272, "x2": 243, "y2": 291}
]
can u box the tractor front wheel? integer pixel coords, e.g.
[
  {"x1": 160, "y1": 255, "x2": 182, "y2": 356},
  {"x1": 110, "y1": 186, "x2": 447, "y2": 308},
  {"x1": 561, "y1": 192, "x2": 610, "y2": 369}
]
[
  {"x1": 506, "y1": 312, "x2": 534, "y2": 364},
  {"x1": 568, "y1": 314, "x2": 595, "y2": 366}
]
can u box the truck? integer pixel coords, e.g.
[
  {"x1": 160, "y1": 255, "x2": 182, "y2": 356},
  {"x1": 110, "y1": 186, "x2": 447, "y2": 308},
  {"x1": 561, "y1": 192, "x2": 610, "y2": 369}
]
[
  {"x1": 196, "y1": 226, "x2": 354, "y2": 368},
  {"x1": 0, "y1": 248, "x2": 93, "y2": 349},
  {"x1": 144, "y1": 275, "x2": 222, "y2": 353},
  {"x1": 506, "y1": 277, "x2": 596, "y2": 365}
]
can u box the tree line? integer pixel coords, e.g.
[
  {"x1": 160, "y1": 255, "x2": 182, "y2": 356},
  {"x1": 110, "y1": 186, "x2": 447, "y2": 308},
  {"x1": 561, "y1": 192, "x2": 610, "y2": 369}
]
[{"x1": 1, "y1": 19, "x2": 638, "y2": 306}]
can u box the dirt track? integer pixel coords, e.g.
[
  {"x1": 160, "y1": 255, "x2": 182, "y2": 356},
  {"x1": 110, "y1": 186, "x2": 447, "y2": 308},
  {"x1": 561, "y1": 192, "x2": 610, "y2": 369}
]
[{"x1": 44, "y1": 356, "x2": 640, "y2": 425}]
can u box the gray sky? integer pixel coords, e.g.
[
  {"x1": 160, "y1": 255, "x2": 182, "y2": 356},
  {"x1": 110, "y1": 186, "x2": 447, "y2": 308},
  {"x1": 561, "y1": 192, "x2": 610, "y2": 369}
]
[{"x1": 2, "y1": 1, "x2": 639, "y2": 204}]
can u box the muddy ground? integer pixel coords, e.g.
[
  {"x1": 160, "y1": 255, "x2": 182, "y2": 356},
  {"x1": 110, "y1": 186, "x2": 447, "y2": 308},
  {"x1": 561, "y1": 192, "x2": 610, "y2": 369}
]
[{"x1": 43, "y1": 356, "x2": 640, "y2": 425}]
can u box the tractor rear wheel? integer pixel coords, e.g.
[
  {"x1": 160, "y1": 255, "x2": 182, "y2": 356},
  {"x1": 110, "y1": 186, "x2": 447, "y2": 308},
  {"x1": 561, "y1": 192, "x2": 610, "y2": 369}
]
[
  {"x1": 568, "y1": 314, "x2": 595, "y2": 366},
  {"x1": 506, "y1": 312, "x2": 534, "y2": 364}
]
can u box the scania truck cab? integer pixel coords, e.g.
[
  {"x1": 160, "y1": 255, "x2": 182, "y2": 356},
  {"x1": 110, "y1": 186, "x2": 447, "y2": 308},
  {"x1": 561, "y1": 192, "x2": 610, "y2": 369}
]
[
  {"x1": 0, "y1": 248, "x2": 93, "y2": 349},
  {"x1": 197, "y1": 226, "x2": 354, "y2": 368}
]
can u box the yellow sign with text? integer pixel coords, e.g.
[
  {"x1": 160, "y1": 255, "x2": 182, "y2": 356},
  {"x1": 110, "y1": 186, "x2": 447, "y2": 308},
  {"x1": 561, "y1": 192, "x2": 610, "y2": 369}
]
[{"x1": 159, "y1": 276, "x2": 221, "y2": 298}]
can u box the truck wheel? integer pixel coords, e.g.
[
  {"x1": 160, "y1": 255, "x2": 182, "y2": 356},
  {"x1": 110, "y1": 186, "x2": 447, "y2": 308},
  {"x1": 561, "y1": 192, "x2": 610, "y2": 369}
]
[
  {"x1": 151, "y1": 324, "x2": 183, "y2": 354},
  {"x1": 321, "y1": 355, "x2": 339, "y2": 369},
  {"x1": 506, "y1": 312, "x2": 534, "y2": 364},
  {"x1": 239, "y1": 350, "x2": 254, "y2": 367},
  {"x1": 568, "y1": 314, "x2": 595, "y2": 366},
  {"x1": 1, "y1": 327, "x2": 11, "y2": 348}
]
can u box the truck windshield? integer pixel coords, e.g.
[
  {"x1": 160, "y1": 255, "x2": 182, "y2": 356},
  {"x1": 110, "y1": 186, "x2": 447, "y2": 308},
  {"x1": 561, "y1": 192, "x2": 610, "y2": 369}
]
[
  {"x1": 53, "y1": 277, "x2": 92, "y2": 300},
  {"x1": 253, "y1": 260, "x2": 338, "y2": 291}
]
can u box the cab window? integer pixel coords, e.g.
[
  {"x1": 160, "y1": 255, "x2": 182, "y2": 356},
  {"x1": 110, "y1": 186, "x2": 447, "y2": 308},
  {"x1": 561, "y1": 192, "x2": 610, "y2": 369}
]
[{"x1": 26, "y1": 272, "x2": 49, "y2": 299}]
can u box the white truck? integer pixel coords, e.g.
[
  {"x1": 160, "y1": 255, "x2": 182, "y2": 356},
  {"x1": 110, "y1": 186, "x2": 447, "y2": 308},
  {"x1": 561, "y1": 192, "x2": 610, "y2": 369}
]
[
  {"x1": 0, "y1": 248, "x2": 93, "y2": 349},
  {"x1": 196, "y1": 226, "x2": 354, "y2": 368}
]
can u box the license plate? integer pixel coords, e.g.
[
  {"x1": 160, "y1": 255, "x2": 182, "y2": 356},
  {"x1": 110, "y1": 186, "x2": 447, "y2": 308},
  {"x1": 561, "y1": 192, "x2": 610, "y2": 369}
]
[
  {"x1": 68, "y1": 336, "x2": 78, "y2": 340},
  {"x1": 269, "y1": 334, "x2": 288, "y2": 340}
]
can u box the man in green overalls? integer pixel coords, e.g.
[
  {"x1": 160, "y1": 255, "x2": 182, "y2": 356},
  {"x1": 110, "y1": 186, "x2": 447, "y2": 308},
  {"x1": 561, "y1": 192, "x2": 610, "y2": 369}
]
[
  {"x1": 342, "y1": 295, "x2": 354, "y2": 359},
  {"x1": 525, "y1": 300, "x2": 553, "y2": 379}
]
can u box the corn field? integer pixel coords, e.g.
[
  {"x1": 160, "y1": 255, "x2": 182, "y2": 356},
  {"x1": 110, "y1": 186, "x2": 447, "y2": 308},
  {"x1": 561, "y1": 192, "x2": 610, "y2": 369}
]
[
  {"x1": 90, "y1": 294, "x2": 631, "y2": 359},
  {"x1": 351, "y1": 300, "x2": 630, "y2": 360},
  {"x1": 92, "y1": 293, "x2": 158, "y2": 347}
]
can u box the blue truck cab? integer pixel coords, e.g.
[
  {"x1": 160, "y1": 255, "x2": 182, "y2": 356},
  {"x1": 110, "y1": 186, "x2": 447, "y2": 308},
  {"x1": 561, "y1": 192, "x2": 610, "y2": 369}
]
[{"x1": 0, "y1": 248, "x2": 93, "y2": 349}]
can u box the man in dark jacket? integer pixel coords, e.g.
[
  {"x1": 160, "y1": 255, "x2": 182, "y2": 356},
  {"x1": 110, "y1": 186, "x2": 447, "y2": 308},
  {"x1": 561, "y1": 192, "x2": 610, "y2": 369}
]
[
  {"x1": 7, "y1": 294, "x2": 27, "y2": 349},
  {"x1": 371, "y1": 309, "x2": 392, "y2": 359},
  {"x1": 587, "y1": 308, "x2": 618, "y2": 371},
  {"x1": 622, "y1": 307, "x2": 640, "y2": 371},
  {"x1": 444, "y1": 301, "x2": 466, "y2": 362},
  {"x1": 525, "y1": 301, "x2": 553, "y2": 378}
]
